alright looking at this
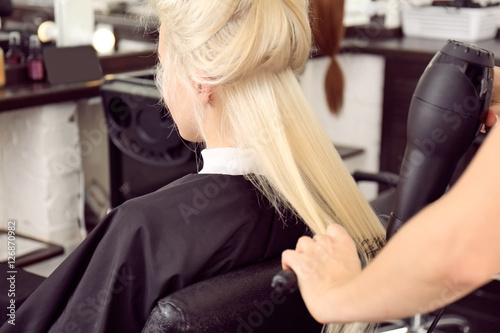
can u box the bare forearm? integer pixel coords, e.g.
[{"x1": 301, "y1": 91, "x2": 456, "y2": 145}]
[{"x1": 322, "y1": 205, "x2": 489, "y2": 323}]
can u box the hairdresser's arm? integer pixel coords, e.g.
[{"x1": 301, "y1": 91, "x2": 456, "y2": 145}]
[{"x1": 282, "y1": 122, "x2": 500, "y2": 324}]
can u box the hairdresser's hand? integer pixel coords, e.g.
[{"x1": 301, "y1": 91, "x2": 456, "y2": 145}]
[{"x1": 281, "y1": 224, "x2": 361, "y2": 323}]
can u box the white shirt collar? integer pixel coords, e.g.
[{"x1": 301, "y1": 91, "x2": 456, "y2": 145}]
[{"x1": 199, "y1": 148, "x2": 258, "y2": 175}]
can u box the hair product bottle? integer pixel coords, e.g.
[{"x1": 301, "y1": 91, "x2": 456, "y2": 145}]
[{"x1": 5, "y1": 31, "x2": 25, "y2": 65}]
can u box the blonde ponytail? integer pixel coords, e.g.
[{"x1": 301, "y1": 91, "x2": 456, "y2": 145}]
[{"x1": 148, "y1": 1, "x2": 385, "y2": 332}]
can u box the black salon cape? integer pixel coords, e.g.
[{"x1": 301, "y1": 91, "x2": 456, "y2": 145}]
[{"x1": 0, "y1": 174, "x2": 308, "y2": 333}]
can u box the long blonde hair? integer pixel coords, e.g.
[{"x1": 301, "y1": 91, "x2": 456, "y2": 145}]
[{"x1": 147, "y1": 1, "x2": 385, "y2": 332}]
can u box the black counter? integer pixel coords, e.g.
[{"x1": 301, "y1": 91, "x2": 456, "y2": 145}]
[
  {"x1": 0, "y1": 50, "x2": 157, "y2": 113},
  {"x1": 342, "y1": 36, "x2": 500, "y2": 63}
]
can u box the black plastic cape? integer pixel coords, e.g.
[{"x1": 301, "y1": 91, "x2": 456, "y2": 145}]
[{"x1": 0, "y1": 174, "x2": 308, "y2": 333}]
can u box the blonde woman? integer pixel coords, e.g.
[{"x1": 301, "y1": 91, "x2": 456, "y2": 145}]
[{"x1": 1, "y1": 1, "x2": 385, "y2": 332}]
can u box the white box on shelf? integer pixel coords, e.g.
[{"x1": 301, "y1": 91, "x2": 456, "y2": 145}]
[{"x1": 401, "y1": 4, "x2": 500, "y2": 42}]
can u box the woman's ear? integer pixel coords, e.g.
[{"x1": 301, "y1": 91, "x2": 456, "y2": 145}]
[
  {"x1": 197, "y1": 83, "x2": 214, "y2": 107},
  {"x1": 194, "y1": 68, "x2": 215, "y2": 107}
]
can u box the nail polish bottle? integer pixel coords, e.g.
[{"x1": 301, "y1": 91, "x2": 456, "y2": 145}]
[{"x1": 27, "y1": 35, "x2": 45, "y2": 82}]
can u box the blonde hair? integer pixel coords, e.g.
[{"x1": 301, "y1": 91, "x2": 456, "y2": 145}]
[{"x1": 147, "y1": 1, "x2": 385, "y2": 332}]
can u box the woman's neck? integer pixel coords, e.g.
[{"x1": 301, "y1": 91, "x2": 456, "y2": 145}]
[{"x1": 203, "y1": 96, "x2": 235, "y2": 149}]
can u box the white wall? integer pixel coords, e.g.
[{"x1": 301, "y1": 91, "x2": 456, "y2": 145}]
[
  {"x1": 0, "y1": 103, "x2": 86, "y2": 246},
  {"x1": 299, "y1": 53, "x2": 385, "y2": 200},
  {"x1": 77, "y1": 98, "x2": 110, "y2": 196}
]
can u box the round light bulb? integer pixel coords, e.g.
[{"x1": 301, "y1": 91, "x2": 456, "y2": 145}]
[
  {"x1": 37, "y1": 21, "x2": 57, "y2": 43},
  {"x1": 92, "y1": 26, "x2": 116, "y2": 54}
]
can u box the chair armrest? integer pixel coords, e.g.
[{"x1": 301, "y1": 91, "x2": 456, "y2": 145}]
[
  {"x1": 352, "y1": 171, "x2": 399, "y2": 187},
  {"x1": 142, "y1": 257, "x2": 322, "y2": 333}
]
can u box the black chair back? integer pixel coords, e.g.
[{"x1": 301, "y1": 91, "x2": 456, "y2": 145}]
[{"x1": 142, "y1": 256, "x2": 323, "y2": 333}]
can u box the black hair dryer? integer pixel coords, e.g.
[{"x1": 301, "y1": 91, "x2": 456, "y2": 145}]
[{"x1": 386, "y1": 39, "x2": 495, "y2": 240}]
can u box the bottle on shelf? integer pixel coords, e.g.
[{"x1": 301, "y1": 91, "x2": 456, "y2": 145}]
[
  {"x1": 5, "y1": 31, "x2": 25, "y2": 66},
  {"x1": 27, "y1": 35, "x2": 45, "y2": 82},
  {"x1": 0, "y1": 48, "x2": 5, "y2": 87}
]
